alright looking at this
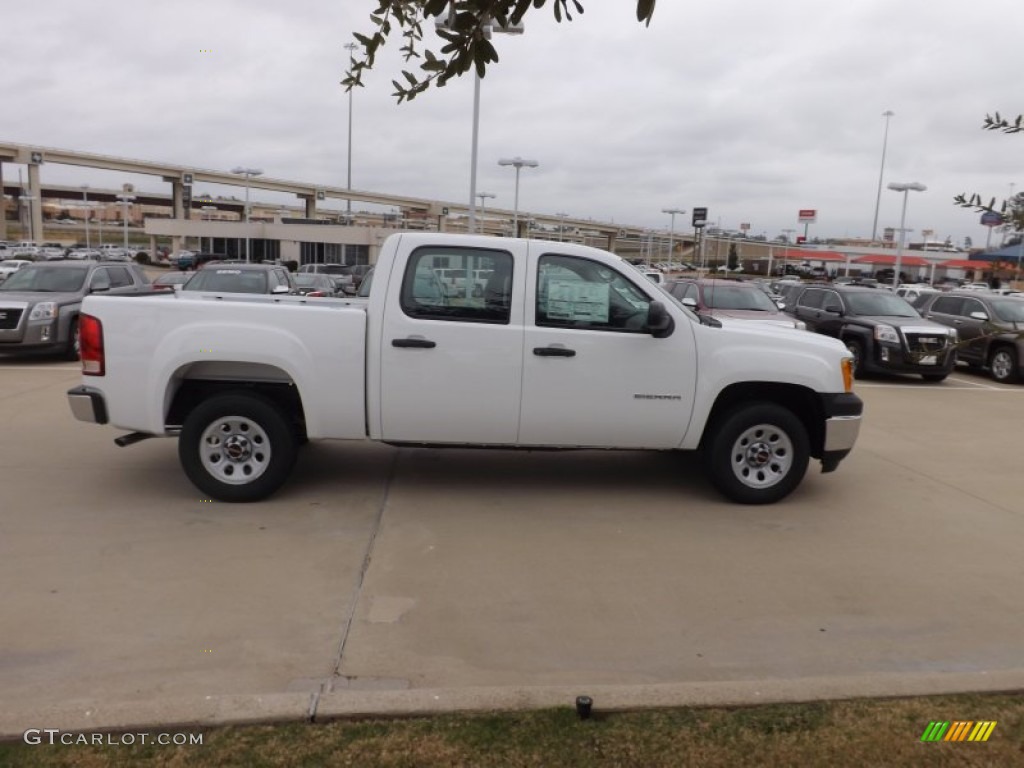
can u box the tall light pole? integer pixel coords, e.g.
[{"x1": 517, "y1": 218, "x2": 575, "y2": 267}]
[
  {"x1": 476, "y1": 192, "x2": 495, "y2": 233},
  {"x1": 20, "y1": 195, "x2": 37, "y2": 243},
  {"x1": 497, "y1": 156, "x2": 538, "y2": 236},
  {"x1": 81, "y1": 185, "x2": 90, "y2": 248},
  {"x1": 437, "y1": 13, "x2": 523, "y2": 234},
  {"x1": 871, "y1": 110, "x2": 894, "y2": 242},
  {"x1": 662, "y1": 207, "x2": 685, "y2": 262},
  {"x1": 555, "y1": 211, "x2": 568, "y2": 242},
  {"x1": 343, "y1": 42, "x2": 357, "y2": 220},
  {"x1": 117, "y1": 192, "x2": 135, "y2": 250},
  {"x1": 231, "y1": 166, "x2": 263, "y2": 262},
  {"x1": 888, "y1": 181, "x2": 926, "y2": 288}
]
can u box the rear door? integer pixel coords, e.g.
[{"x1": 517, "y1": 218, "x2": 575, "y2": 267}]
[{"x1": 379, "y1": 243, "x2": 525, "y2": 444}]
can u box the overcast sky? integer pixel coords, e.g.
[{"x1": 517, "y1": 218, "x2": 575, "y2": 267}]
[{"x1": 3, "y1": 0, "x2": 1022, "y2": 247}]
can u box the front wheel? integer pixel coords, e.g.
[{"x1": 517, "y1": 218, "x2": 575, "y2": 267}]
[
  {"x1": 989, "y1": 347, "x2": 1019, "y2": 383},
  {"x1": 179, "y1": 392, "x2": 298, "y2": 502},
  {"x1": 64, "y1": 317, "x2": 80, "y2": 361},
  {"x1": 706, "y1": 402, "x2": 810, "y2": 504}
]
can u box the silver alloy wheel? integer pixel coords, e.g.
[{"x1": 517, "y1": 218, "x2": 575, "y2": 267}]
[
  {"x1": 199, "y1": 416, "x2": 271, "y2": 485},
  {"x1": 991, "y1": 350, "x2": 1013, "y2": 381},
  {"x1": 729, "y1": 423, "x2": 794, "y2": 489}
]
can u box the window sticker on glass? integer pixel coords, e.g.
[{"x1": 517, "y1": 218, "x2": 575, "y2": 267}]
[{"x1": 546, "y1": 279, "x2": 610, "y2": 323}]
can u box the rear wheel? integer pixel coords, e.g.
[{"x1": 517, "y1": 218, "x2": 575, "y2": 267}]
[
  {"x1": 989, "y1": 347, "x2": 1019, "y2": 383},
  {"x1": 706, "y1": 402, "x2": 810, "y2": 504},
  {"x1": 179, "y1": 392, "x2": 298, "y2": 502}
]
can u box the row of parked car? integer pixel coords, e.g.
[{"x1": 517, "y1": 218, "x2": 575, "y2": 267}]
[{"x1": 661, "y1": 275, "x2": 1024, "y2": 384}]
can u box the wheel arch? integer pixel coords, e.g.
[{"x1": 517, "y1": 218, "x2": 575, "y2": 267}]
[
  {"x1": 165, "y1": 362, "x2": 306, "y2": 438},
  {"x1": 700, "y1": 382, "x2": 826, "y2": 459}
]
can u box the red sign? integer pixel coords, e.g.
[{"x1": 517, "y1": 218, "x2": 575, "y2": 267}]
[
  {"x1": 796, "y1": 236, "x2": 807, "y2": 244},
  {"x1": 798, "y1": 209, "x2": 816, "y2": 223}
]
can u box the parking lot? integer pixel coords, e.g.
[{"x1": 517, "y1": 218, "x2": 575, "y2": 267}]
[{"x1": 1, "y1": 356, "x2": 1024, "y2": 737}]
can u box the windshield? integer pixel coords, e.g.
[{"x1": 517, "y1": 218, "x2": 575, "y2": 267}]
[
  {"x1": 0, "y1": 266, "x2": 88, "y2": 292},
  {"x1": 294, "y1": 274, "x2": 322, "y2": 287},
  {"x1": 357, "y1": 268, "x2": 375, "y2": 297},
  {"x1": 183, "y1": 269, "x2": 268, "y2": 293},
  {"x1": 703, "y1": 284, "x2": 778, "y2": 311},
  {"x1": 992, "y1": 299, "x2": 1024, "y2": 323},
  {"x1": 845, "y1": 292, "x2": 919, "y2": 317}
]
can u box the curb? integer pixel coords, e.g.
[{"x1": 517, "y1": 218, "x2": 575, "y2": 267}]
[{"x1": 3, "y1": 668, "x2": 1024, "y2": 741}]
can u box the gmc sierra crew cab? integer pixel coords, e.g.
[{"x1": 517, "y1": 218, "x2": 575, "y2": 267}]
[{"x1": 67, "y1": 233, "x2": 863, "y2": 504}]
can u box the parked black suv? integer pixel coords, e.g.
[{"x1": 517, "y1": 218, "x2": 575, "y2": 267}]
[
  {"x1": 916, "y1": 291, "x2": 1024, "y2": 383},
  {"x1": 784, "y1": 285, "x2": 957, "y2": 381}
]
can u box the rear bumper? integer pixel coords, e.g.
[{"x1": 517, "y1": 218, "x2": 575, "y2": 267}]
[{"x1": 67, "y1": 385, "x2": 108, "y2": 424}]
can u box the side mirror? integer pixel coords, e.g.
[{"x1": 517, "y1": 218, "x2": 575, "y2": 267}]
[
  {"x1": 824, "y1": 305, "x2": 843, "y2": 315},
  {"x1": 969, "y1": 311, "x2": 989, "y2": 321},
  {"x1": 90, "y1": 283, "x2": 110, "y2": 293},
  {"x1": 271, "y1": 285, "x2": 291, "y2": 294},
  {"x1": 681, "y1": 297, "x2": 698, "y2": 309},
  {"x1": 647, "y1": 301, "x2": 675, "y2": 338},
  {"x1": 775, "y1": 301, "x2": 786, "y2": 310}
]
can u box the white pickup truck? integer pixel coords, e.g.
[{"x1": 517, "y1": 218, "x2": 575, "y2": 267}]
[{"x1": 67, "y1": 233, "x2": 862, "y2": 504}]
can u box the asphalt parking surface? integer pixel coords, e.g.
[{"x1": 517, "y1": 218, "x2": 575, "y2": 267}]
[{"x1": 1, "y1": 356, "x2": 1023, "y2": 736}]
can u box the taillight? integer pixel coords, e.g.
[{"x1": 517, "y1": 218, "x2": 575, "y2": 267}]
[
  {"x1": 80, "y1": 313, "x2": 105, "y2": 376},
  {"x1": 307, "y1": 291, "x2": 325, "y2": 297}
]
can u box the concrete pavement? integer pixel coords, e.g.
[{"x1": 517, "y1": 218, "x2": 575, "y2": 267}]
[{"x1": 1, "y1": 357, "x2": 1023, "y2": 738}]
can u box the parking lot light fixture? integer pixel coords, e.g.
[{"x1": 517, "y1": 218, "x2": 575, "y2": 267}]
[
  {"x1": 231, "y1": 167, "x2": 263, "y2": 262},
  {"x1": 887, "y1": 182, "x2": 926, "y2": 288},
  {"x1": 81, "y1": 185, "x2": 90, "y2": 248},
  {"x1": 117, "y1": 193, "x2": 136, "y2": 250},
  {"x1": 662, "y1": 208, "x2": 685, "y2": 263},
  {"x1": 497, "y1": 157, "x2": 538, "y2": 236}
]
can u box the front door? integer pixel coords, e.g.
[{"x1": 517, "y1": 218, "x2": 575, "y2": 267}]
[{"x1": 518, "y1": 250, "x2": 696, "y2": 448}]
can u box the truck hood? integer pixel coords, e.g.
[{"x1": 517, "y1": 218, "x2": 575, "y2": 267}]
[{"x1": 712, "y1": 315, "x2": 849, "y2": 357}]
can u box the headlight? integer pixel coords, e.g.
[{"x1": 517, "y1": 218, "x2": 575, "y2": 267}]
[
  {"x1": 794, "y1": 320, "x2": 807, "y2": 330},
  {"x1": 948, "y1": 328, "x2": 958, "y2": 341},
  {"x1": 28, "y1": 302, "x2": 57, "y2": 321},
  {"x1": 873, "y1": 324, "x2": 900, "y2": 344}
]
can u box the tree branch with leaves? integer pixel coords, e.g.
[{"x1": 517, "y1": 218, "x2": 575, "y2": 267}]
[
  {"x1": 342, "y1": 1, "x2": 657, "y2": 102},
  {"x1": 953, "y1": 112, "x2": 1024, "y2": 233}
]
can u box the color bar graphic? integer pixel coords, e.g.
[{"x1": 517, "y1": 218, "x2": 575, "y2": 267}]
[{"x1": 920, "y1": 720, "x2": 996, "y2": 742}]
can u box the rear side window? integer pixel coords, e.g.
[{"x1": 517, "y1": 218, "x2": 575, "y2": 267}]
[
  {"x1": 929, "y1": 296, "x2": 964, "y2": 316},
  {"x1": 400, "y1": 246, "x2": 513, "y2": 324},
  {"x1": 797, "y1": 289, "x2": 825, "y2": 309}
]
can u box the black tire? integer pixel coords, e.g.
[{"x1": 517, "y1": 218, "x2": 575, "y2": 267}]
[
  {"x1": 844, "y1": 338, "x2": 865, "y2": 379},
  {"x1": 705, "y1": 402, "x2": 810, "y2": 505},
  {"x1": 64, "y1": 317, "x2": 80, "y2": 361},
  {"x1": 989, "y1": 347, "x2": 1019, "y2": 383},
  {"x1": 178, "y1": 392, "x2": 298, "y2": 502},
  {"x1": 921, "y1": 373, "x2": 947, "y2": 383}
]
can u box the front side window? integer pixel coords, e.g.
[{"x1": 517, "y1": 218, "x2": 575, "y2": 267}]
[
  {"x1": 401, "y1": 246, "x2": 512, "y2": 324},
  {"x1": 536, "y1": 254, "x2": 651, "y2": 332}
]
